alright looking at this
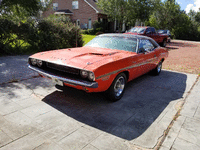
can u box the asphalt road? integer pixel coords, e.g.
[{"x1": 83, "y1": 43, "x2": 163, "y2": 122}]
[
  {"x1": 0, "y1": 55, "x2": 38, "y2": 84},
  {"x1": 0, "y1": 55, "x2": 198, "y2": 149}
]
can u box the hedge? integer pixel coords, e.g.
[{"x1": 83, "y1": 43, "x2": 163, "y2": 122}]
[{"x1": 0, "y1": 18, "x2": 84, "y2": 55}]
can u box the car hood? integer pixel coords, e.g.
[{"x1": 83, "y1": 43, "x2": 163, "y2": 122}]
[{"x1": 29, "y1": 46, "x2": 136, "y2": 71}]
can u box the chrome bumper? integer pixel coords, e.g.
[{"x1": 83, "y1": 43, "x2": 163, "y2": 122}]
[{"x1": 28, "y1": 65, "x2": 98, "y2": 88}]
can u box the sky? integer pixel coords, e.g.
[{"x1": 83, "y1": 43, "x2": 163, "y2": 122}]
[{"x1": 176, "y1": 0, "x2": 200, "y2": 13}]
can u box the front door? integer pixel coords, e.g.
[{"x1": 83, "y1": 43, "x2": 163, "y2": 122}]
[{"x1": 88, "y1": 19, "x2": 92, "y2": 29}]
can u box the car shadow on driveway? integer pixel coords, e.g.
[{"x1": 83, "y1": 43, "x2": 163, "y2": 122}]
[
  {"x1": 42, "y1": 70, "x2": 187, "y2": 140},
  {"x1": 166, "y1": 41, "x2": 199, "y2": 51}
]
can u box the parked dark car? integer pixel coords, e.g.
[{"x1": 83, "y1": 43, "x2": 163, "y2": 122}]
[
  {"x1": 157, "y1": 30, "x2": 171, "y2": 43},
  {"x1": 125, "y1": 27, "x2": 168, "y2": 47}
]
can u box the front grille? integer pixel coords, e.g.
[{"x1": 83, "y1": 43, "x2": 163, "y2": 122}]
[{"x1": 46, "y1": 62, "x2": 79, "y2": 75}]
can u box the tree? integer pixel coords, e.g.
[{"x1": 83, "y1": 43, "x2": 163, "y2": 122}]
[
  {"x1": 0, "y1": 0, "x2": 41, "y2": 16},
  {"x1": 126, "y1": 0, "x2": 156, "y2": 26},
  {"x1": 0, "y1": 0, "x2": 52, "y2": 20},
  {"x1": 188, "y1": 10, "x2": 196, "y2": 21},
  {"x1": 97, "y1": 0, "x2": 129, "y2": 32},
  {"x1": 150, "y1": 0, "x2": 181, "y2": 30},
  {"x1": 195, "y1": 11, "x2": 200, "y2": 23},
  {"x1": 97, "y1": 0, "x2": 156, "y2": 31}
]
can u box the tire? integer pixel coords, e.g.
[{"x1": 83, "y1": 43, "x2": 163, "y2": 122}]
[
  {"x1": 106, "y1": 73, "x2": 127, "y2": 102},
  {"x1": 168, "y1": 37, "x2": 171, "y2": 43},
  {"x1": 161, "y1": 39, "x2": 167, "y2": 47},
  {"x1": 151, "y1": 61, "x2": 162, "y2": 75}
]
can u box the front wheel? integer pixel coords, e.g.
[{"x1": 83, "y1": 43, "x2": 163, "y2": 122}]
[{"x1": 106, "y1": 73, "x2": 127, "y2": 102}]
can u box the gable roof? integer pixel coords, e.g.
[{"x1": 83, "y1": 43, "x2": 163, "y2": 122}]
[{"x1": 84, "y1": 0, "x2": 103, "y2": 13}]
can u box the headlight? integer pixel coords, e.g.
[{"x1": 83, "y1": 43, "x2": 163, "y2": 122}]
[
  {"x1": 80, "y1": 70, "x2": 88, "y2": 78},
  {"x1": 37, "y1": 60, "x2": 43, "y2": 67},
  {"x1": 88, "y1": 72, "x2": 95, "y2": 81},
  {"x1": 31, "y1": 58, "x2": 37, "y2": 65}
]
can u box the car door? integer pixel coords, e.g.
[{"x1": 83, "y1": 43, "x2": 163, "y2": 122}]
[
  {"x1": 137, "y1": 39, "x2": 158, "y2": 74},
  {"x1": 150, "y1": 27, "x2": 159, "y2": 42},
  {"x1": 145, "y1": 28, "x2": 151, "y2": 37}
]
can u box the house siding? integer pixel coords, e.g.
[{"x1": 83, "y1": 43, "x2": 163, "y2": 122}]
[{"x1": 43, "y1": 0, "x2": 98, "y2": 28}]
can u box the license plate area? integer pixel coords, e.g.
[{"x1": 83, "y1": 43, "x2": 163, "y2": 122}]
[{"x1": 52, "y1": 78, "x2": 63, "y2": 86}]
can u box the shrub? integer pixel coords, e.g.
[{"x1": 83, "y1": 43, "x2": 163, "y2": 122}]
[
  {"x1": 37, "y1": 20, "x2": 84, "y2": 52},
  {"x1": 0, "y1": 16, "x2": 84, "y2": 55},
  {"x1": 93, "y1": 21, "x2": 108, "y2": 32},
  {"x1": 96, "y1": 31, "x2": 104, "y2": 35},
  {"x1": 82, "y1": 27, "x2": 104, "y2": 35},
  {"x1": 0, "y1": 19, "x2": 17, "y2": 55}
]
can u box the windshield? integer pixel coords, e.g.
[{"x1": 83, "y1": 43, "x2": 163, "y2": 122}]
[
  {"x1": 84, "y1": 36, "x2": 137, "y2": 52},
  {"x1": 128, "y1": 27, "x2": 146, "y2": 34},
  {"x1": 158, "y1": 30, "x2": 167, "y2": 34}
]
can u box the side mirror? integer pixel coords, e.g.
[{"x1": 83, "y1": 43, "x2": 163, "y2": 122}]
[
  {"x1": 138, "y1": 48, "x2": 146, "y2": 53},
  {"x1": 144, "y1": 47, "x2": 151, "y2": 52},
  {"x1": 139, "y1": 47, "x2": 151, "y2": 53}
]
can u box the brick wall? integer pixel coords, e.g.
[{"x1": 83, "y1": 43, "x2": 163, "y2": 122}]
[{"x1": 42, "y1": 0, "x2": 98, "y2": 28}]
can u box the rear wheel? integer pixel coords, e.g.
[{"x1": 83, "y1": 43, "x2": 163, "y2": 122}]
[
  {"x1": 151, "y1": 61, "x2": 162, "y2": 75},
  {"x1": 168, "y1": 37, "x2": 171, "y2": 43},
  {"x1": 161, "y1": 39, "x2": 167, "y2": 47},
  {"x1": 106, "y1": 73, "x2": 127, "y2": 102}
]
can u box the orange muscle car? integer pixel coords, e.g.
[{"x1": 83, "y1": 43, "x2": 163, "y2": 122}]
[{"x1": 28, "y1": 34, "x2": 168, "y2": 101}]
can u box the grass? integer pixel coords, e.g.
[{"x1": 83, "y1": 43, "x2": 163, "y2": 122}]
[
  {"x1": 82, "y1": 34, "x2": 96, "y2": 45},
  {"x1": 2, "y1": 34, "x2": 96, "y2": 55}
]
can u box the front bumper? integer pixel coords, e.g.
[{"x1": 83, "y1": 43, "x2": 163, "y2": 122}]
[{"x1": 28, "y1": 65, "x2": 98, "y2": 88}]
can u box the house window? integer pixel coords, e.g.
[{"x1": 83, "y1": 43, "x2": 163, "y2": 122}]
[
  {"x1": 72, "y1": 1, "x2": 79, "y2": 9},
  {"x1": 53, "y1": 3, "x2": 58, "y2": 11},
  {"x1": 76, "y1": 19, "x2": 80, "y2": 26}
]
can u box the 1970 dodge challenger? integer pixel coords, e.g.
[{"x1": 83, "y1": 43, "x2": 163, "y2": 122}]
[{"x1": 28, "y1": 34, "x2": 168, "y2": 101}]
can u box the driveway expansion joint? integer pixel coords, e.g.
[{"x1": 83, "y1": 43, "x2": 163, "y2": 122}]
[
  {"x1": 0, "y1": 75, "x2": 40, "y2": 85},
  {"x1": 154, "y1": 75, "x2": 200, "y2": 150},
  {"x1": 0, "y1": 132, "x2": 31, "y2": 148}
]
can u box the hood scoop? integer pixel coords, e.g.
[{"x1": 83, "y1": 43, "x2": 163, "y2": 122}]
[{"x1": 88, "y1": 52, "x2": 119, "y2": 56}]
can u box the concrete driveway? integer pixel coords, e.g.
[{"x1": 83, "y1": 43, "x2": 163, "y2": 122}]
[{"x1": 0, "y1": 55, "x2": 198, "y2": 150}]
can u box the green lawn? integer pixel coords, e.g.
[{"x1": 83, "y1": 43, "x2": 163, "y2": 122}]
[{"x1": 82, "y1": 34, "x2": 96, "y2": 45}]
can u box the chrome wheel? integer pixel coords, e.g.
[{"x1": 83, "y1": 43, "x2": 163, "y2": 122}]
[
  {"x1": 157, "y1": 62, "x2": 162, "y2": 73},
  {"x1": 114, "y1": 76, "x2": 125, "y2": 97},
  {"x1": 106, "y1": 73, "x2": 127, "y2": 102},
  {"x1": 151, "y1": 61, "x2": 163, "y2": 76}
]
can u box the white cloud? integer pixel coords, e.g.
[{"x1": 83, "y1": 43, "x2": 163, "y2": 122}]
[
  {"x1": 185, "y1": 0, "x2": 200, "y2": 13},
  {"x1": 177, "y1": 1, "x2": 182, "y2": 5}
]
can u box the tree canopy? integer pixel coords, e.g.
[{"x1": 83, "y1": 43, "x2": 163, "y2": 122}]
[
  {"x1": 97, "y1": 0, "x2": 157, "y2": 31},
  {"x1": 0, "y1": 0, "x2": 41, "y2": 16}
]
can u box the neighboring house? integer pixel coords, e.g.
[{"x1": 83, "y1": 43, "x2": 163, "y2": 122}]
[{"x1": 42, "y1": 0, "x2": 111, "y2": 30}]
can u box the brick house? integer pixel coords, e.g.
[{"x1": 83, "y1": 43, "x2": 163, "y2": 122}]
[{"x1": 42, "y1": 0, "x2": 112, "y2": 30}]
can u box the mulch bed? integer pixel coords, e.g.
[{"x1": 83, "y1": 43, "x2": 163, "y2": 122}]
[{"x1": 162, "y1": 40, "x2": 200, "y2": 74}]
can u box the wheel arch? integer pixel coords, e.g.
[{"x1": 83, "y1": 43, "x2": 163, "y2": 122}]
[
  {"x1": 122, "y1": 71, "x2": 129, "y2": 81},
  {"x1": 161, "y1": 58, "x2": 165, "y2": 62}
]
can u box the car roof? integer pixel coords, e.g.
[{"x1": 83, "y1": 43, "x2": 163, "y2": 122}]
[{"x1": 98, "y1": 33, "x2": 153, "y2": 40}]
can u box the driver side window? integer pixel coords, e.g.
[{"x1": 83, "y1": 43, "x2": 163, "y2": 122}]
[{"x1": 138, "y1": 39, "x2": 155, "y2": 53}]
